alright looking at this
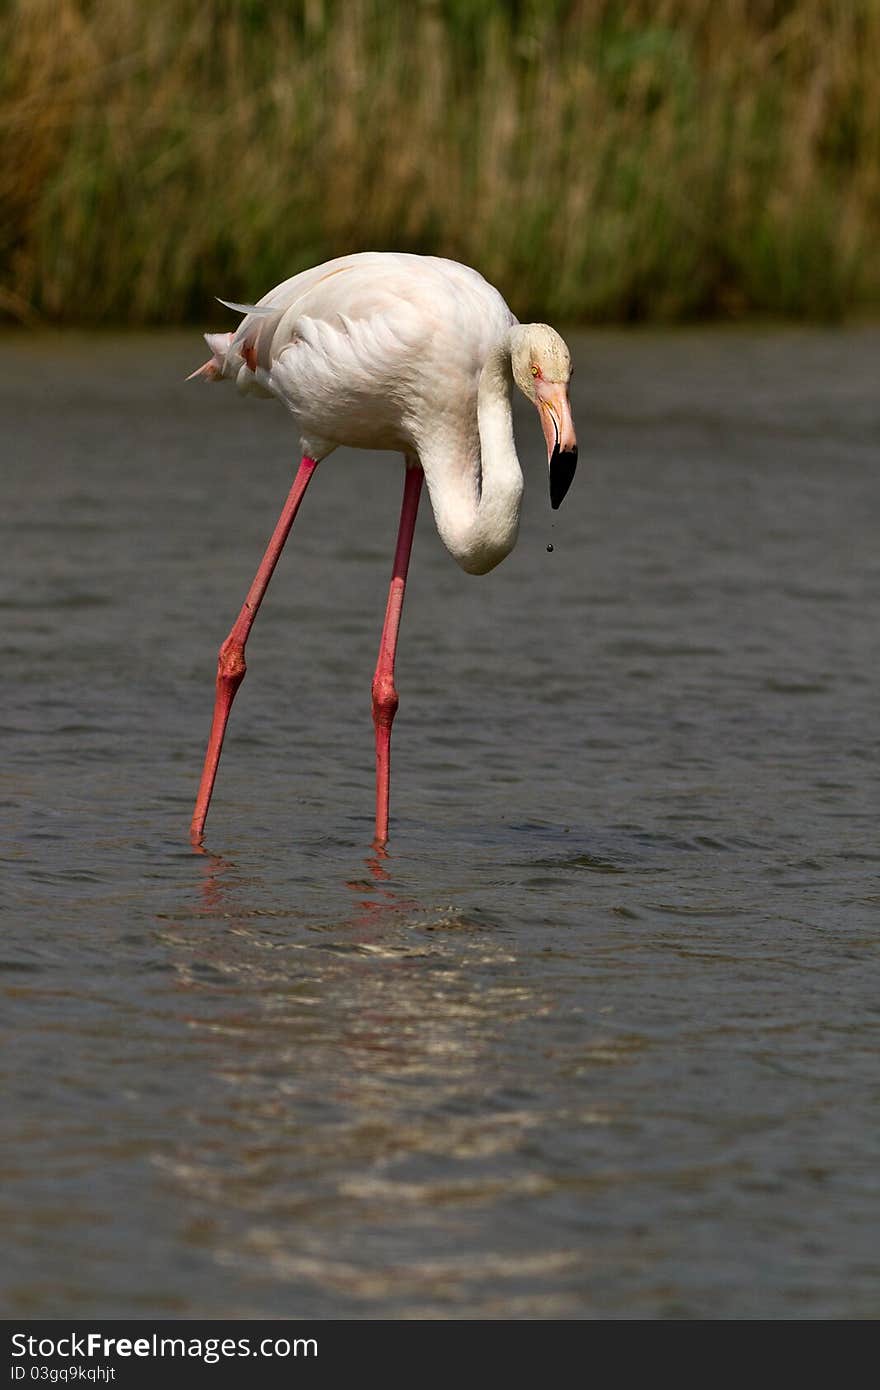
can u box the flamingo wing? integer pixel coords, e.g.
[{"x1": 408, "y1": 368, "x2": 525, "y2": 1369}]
[{"x1": 212, "y1": 254, "x2": 513, "y2": 455}]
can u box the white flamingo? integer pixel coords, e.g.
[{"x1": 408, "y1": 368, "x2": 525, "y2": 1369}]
[{"x1": 188, "y1": 251, "x2": 577, "y2": 846}]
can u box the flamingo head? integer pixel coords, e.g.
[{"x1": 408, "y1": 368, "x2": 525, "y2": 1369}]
[{"x1": 511, "y1": 324, "x2": 578, "y2": 509}]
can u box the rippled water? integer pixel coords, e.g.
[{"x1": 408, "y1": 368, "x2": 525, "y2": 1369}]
[{"x1": 2, "y1": 327, "x2": 878, "y2": 1318}]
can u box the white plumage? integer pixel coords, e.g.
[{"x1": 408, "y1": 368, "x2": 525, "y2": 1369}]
[
  {"x1": 189, "y1": 252, "x2": 577, "y2": 845},
  {"x1": 197, "y1": 251, "x2": 577, "y2": 574}
]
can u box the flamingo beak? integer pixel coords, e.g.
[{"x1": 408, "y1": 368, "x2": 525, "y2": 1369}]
[{"x1": 536, "y1": 381, "x2": 578, "y2": 509}]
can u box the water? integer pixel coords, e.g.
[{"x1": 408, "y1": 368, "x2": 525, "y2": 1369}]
[{"x1": 2, "y1": 326, "x2": 878, "y2": 1319}]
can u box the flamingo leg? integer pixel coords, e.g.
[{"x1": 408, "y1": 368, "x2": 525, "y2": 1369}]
[
  {"x1": 190, "y1": 455, "x2": 319, "y2": 844},
  {"x1": 372, "y1": 462, "x2": 424, "y2": 847}
]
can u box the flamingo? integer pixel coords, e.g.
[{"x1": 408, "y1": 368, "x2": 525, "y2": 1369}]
[{"x1": 188, "y1": 251, "x2": 577, "y2": 847}]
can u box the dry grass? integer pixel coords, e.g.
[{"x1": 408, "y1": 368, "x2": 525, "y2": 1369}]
[{"x1": 2, "y1": 0, "x2": 879, "y2": 324}]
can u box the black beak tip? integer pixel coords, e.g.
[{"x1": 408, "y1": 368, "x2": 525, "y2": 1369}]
[{"x1": 549, "y1": 445, "x2": 578, "y2": 510}]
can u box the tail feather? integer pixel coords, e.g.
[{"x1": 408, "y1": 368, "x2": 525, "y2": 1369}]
[
  {"x1": 216, "y1": 297, "x2": 276, "y2": 317},
  {"x1": 186, "y1": 330, "x2": 234, "y2": 382},
  {"x1": 186, "y1": 359, "x2": 220, "y2": 381}
]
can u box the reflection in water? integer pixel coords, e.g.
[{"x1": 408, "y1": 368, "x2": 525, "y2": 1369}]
[{"x1": 153, "y1": 845, "x2": 579, "y2": 1316}]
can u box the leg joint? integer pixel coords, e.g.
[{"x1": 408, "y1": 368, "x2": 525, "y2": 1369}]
[
  {"x1": 372, "y1": 672, "x2": 399, "y2": 729},
  {"x1": 217, "y1": 636, "x2": 246, "y2": 686}
]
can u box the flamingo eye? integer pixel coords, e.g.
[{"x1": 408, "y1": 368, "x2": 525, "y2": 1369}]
[{"x1": 530, "y1": 365, "x2": 539, "y2": 378}]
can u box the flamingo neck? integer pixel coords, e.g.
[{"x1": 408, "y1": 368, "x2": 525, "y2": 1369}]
[{"x1": 422, "y1": 336, "x2": 523, "y2": 575}]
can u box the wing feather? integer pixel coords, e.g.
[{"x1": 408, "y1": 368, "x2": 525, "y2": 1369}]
[{"x1": 207, "y1": 253, "x2": 516, "y2": 450}]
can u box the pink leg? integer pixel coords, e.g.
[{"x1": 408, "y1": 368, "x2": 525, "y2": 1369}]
[
  {"x1": 190, "y1": 456, "x2": 319, "y2": 843},
  {"x1": 372, "y1": 462, "x2": 424, "y2": 847}
]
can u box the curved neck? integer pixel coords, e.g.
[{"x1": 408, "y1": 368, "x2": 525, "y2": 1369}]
[
  {"x1": 420, "y1": 334, "x2": 523, "y2": 575},
  {"x1": 477, "y1": 339, "x2": 518, "y2": 495}
]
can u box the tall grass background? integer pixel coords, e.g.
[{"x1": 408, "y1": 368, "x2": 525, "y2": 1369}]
[{"x1": 2, "y1": 0, "x2": 879, "y2": 324}]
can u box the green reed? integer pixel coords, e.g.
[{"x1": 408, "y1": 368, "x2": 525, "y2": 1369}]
[{"x1": 2, "y1": 0, "x2": 879, "y2": 324}]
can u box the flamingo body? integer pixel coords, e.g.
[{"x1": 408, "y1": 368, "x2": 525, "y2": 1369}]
[
  {"x1": 211, "y1": 252, "x2": 512, "y2": 447},
  {"x1": 190, "y1": 252, "x2": 577, "y2": 842}
]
